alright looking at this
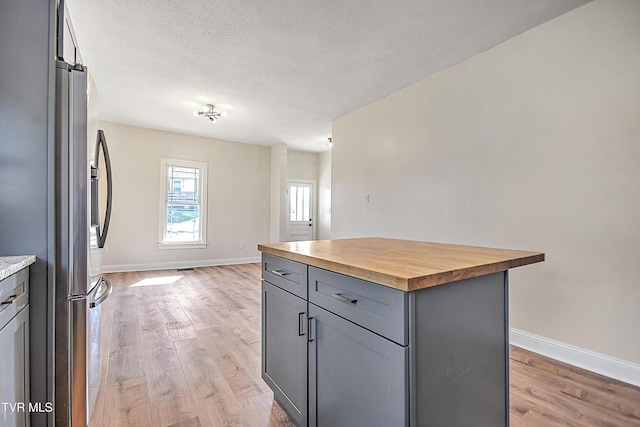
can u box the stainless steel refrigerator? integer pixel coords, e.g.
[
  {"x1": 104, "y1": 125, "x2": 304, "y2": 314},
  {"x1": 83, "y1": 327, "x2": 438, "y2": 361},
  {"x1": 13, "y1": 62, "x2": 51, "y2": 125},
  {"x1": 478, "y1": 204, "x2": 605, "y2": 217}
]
[{"x1": 53, "y1": 58, "x2": 113, "y2": 426}]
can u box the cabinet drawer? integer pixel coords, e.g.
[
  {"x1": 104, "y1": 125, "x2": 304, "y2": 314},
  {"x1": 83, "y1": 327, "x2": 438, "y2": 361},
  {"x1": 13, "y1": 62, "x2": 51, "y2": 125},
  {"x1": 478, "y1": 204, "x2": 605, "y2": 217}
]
[
  {"x1": 0, "y1": 268, "x2": 29, "y2": 330},
  {"x1": 309, "y1": 267, "x2": 407, "y2": 345},
  {"x1": 262, "y1": 253, "x2": 308, "y2": 299}
]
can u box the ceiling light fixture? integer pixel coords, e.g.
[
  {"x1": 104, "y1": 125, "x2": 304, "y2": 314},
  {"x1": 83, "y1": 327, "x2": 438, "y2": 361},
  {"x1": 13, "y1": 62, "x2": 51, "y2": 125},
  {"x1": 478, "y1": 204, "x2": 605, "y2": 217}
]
[{"x1": 193, "y1": 104, "x2": 227, "y2": 124}]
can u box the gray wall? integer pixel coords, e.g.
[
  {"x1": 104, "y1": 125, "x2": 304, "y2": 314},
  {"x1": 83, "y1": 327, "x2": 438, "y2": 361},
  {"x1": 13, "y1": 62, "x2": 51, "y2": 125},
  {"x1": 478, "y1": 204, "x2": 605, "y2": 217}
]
[{"x1": 0, "y1": 0, "x2": 55, "y2": 425}]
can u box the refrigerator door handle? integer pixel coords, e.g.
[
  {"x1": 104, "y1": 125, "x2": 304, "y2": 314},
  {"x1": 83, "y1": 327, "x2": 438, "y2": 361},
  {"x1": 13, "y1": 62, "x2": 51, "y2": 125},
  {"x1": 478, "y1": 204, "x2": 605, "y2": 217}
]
[
  {"x1": 56, "y1": 0, "x2": 65, "y2": 59},
  {"x1": 90, "y1": 277, "x2": 112, "y2": 308},
  {"x1": 90, "y1": 165, "x2": 100, "y2": 227},
  {"x1": 95, "y1": 129, "x2": 113, "y2": 249}
]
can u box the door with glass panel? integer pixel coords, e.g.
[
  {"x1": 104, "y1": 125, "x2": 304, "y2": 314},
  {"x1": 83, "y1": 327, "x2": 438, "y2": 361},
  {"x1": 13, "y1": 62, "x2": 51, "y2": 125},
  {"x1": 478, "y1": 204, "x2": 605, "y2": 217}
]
[{"x1": 286, "y1": 180, "x2": 315, "y2": 242}]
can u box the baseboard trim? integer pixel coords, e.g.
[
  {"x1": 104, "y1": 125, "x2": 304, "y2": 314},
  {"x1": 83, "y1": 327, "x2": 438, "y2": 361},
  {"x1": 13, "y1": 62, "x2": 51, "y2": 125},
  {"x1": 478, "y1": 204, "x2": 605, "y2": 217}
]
[
  {"x1": 509, "y1": 328, "x2": 640, "y2": 387},
  {"x1": 102, "y1": 256, "x2": 261, "y2": 273}
]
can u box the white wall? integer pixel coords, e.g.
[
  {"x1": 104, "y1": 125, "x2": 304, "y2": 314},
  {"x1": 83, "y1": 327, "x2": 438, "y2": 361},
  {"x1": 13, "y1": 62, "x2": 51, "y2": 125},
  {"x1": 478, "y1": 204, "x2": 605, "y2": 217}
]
[
  {"x1": 286, "y1": 149, "x2": 333, "y2": 240},
  {"x1": 270, "y1": 143, "x2": 287, "y2": 242},
  {"x1": 332, "y1": 0, "x2": 640, "y2": 365},
  {"x1": 317, "y1": 150, "x2": 332, "y2": 240},
  {"x1": 287, "y1": 150, "x2": 319, "y2": 181},
  {"x1": 99, "y1": 121, "x2": 271, "y2": 271},
  {"x1": 288, "y1": 150, "x2": 319, "y2": 239}
]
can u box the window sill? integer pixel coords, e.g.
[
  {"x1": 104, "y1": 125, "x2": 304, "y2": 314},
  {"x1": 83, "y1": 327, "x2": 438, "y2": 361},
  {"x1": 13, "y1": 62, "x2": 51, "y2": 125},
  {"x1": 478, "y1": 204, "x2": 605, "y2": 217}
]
[{"x1": 157, "y1": 242, "x2": 208, "y2": 250}]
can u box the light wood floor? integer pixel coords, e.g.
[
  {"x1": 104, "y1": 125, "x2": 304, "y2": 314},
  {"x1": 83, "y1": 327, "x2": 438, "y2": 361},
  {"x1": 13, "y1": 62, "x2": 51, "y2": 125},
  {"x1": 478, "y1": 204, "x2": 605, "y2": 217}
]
[{"x1": 90, "y1": 264, "x2": 640, "y2": 427}]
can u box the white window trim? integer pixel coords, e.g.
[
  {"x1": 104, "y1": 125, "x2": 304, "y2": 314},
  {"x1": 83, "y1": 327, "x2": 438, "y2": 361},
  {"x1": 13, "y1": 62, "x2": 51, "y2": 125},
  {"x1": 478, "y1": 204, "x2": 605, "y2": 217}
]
[{"x1": 157, "y1": 157, "x2": 208, "y2": 249}]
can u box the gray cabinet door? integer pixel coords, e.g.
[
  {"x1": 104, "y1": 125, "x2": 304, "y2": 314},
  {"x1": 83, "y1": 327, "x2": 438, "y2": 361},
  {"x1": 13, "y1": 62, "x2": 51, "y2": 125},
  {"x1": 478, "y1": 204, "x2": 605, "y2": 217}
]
[
  {"x1": 0, "y1": 306, "x2": 30, "y2": 427},
  {"x1": 308, "y1": 304, "x2": 408, "y2": 427},
  {"x1": 262, "y1": 280, "x2": 308, "y2": 426}
]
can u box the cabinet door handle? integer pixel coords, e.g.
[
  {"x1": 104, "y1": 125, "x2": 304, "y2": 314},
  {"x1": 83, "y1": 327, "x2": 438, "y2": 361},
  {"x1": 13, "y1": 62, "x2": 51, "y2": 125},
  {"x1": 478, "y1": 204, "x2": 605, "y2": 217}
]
[
  {"x1": 307, "y1": 317, "x2": 314, "y2": 342},
  {"x1": 271, "y1": 269, "x2": 290, "y2": 277},
  {"x1": 332, "y1": 293, "x2": 357, "y2": 304},
  {"x1": 1, "y1": 294, "x2": 20, "y2": 305},
  {"x1": 298, "y1": 312, "x2": 305, "y2": 336}
]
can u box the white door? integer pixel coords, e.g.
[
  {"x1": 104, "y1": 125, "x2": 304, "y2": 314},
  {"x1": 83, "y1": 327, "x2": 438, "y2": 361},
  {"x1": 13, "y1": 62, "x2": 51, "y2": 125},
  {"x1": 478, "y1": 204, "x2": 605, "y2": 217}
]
[{"x1": 286, "y1": 181, "x2": 315, "y2": 241}]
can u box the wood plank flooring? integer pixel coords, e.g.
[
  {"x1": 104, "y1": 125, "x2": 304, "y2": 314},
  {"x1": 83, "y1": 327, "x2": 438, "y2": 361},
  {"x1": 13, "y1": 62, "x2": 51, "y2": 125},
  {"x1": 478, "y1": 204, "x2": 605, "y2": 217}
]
[{"x1": 90, "y1": 264, "x2": 640, "y2": 427}]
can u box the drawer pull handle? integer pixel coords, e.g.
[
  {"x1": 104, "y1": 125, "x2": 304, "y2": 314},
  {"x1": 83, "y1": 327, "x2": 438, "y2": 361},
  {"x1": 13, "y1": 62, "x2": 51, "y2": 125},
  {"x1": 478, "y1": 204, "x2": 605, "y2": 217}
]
[
  {"x1": 307, "y1": 317, "x2": 314, "y2": 342},
  {"x1": 332, "y1": 293, "x2": 357, "y2": 304},
  {"x1": 271, "y1": 270, "x2": 290, "y2": 277},
  {"x1": 298, "y1": 312, "x2": 305, "y2": 336},
  {"x1": 1, "y1": 294, "x2": 20, "y2": 305}
]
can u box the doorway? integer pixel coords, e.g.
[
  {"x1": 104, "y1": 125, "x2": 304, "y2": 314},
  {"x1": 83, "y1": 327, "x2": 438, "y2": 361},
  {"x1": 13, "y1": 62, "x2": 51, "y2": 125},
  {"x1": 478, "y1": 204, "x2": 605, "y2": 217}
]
[{"x1": 286, "y1": 180, "x2": 315, "y2": 241}]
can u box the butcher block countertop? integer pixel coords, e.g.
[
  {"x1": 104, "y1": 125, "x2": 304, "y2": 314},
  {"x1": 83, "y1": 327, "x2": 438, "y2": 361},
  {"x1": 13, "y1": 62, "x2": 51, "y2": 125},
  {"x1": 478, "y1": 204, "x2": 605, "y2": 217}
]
[{"x1": 258, "y1": 238, "x2": 544, "y2": 292}]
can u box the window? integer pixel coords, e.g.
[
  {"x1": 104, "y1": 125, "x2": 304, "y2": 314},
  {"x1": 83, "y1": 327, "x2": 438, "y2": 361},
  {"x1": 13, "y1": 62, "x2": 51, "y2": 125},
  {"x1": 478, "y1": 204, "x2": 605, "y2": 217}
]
[
  {"x1": 158, "y1": 158, "x2": 207, "y2": 249},
  {"x1": 290, "y1": 184, "x2": 311, "y2": 222}
]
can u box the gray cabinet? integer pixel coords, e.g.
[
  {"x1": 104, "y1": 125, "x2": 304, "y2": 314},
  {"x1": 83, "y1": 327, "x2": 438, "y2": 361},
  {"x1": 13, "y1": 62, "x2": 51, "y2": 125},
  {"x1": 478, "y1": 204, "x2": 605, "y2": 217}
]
[
  {"x1": 261, "y1": 253, "x2": 509, "y2": 427},
  {"x1": 308, "y1": 304, "x2": 407, "y2": 427},
  {"x1": 262, "y1": 273, "x2": 308, "y2": 426},
  {"x1": 262, "y1": 255, "x2": 408, "y2": 427},
  {"x1": 0, "y1": 268, "x2": 30, "y2": 427},
  {"x1": 410, "y1": 271, "x2": 509, "y2": 427},
  {"x1": 307, "y1": 266, "x2": 409, "y2": 427}
]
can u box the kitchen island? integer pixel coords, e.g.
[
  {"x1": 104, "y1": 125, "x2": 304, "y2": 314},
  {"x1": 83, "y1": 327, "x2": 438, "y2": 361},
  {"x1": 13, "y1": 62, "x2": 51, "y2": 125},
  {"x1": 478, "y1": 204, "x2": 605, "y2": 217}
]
[{"x1": 258, "y1": 238, "x2": 544, "y2": 427}]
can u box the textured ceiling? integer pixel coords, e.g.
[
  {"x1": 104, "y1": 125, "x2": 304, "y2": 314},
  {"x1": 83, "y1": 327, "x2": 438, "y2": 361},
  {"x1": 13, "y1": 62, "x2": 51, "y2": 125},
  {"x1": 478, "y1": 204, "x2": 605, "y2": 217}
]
[{"x1": 67, "y1": 0, "x2": 590, "y2": 152}]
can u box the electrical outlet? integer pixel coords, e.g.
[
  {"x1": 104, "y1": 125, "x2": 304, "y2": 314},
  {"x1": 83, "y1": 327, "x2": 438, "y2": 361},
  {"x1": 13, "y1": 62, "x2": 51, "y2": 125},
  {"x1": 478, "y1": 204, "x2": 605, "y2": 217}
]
[
  {"x1": 239, "y1": 242, "x2": 244, "y2": 249},
  {"x1": 365, "y1": 194, "x2": 370, "y2": 203}
]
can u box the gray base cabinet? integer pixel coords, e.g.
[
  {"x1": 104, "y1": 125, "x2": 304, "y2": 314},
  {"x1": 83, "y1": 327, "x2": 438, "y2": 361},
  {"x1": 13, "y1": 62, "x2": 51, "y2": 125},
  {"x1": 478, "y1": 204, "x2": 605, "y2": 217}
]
[
  {"x1": 261, "y1": 253, "x2": 509, "y2": 427},
  {"x1": 411, "y1": 272, "x2": 508, "y2": 427},
  {"x1": 308, "y1": 304, "x2": 407, "y2": 427},
  {"x1": 262, "y1": 280, "x2": 308, "y2": 426},
  {"x1": 0, "y1": 307, "x2": 30, "y2": 427},
  {"x1": 0, "y1": 268, "x2": 30, "y2": 427}
]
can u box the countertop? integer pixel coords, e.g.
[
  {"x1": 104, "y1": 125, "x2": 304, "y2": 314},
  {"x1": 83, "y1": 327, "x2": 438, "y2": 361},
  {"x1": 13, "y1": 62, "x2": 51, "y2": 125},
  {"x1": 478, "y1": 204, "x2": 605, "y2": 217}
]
[
  {"x1": 258, "y1": 238, "x2": 544, "y2": 292},
  {"x1": 0, "y1": 255, "x2": 36, "y2": 281}
]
